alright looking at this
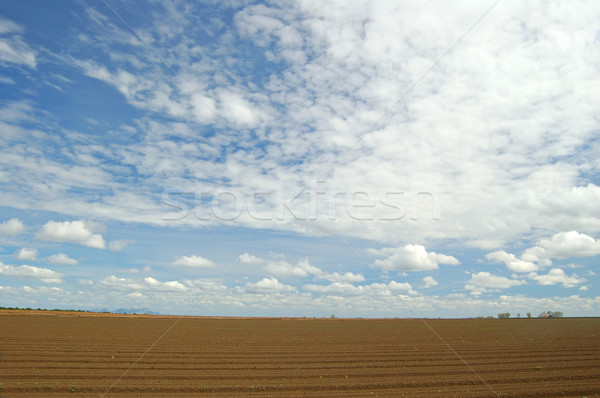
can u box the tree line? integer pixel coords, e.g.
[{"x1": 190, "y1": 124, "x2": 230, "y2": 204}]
[{"x1": 497, "y1": 311, "x2": 564, "y2": 319}]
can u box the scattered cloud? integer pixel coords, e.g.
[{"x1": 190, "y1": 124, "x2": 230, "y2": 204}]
[
  {"x1": 465, "y1": 272, "x2": 525, "y2": 296},
  {"x1": 100, "y1": 275, "x2": 188, "y2": 292},
  {"x1": 423, "y1": 276, "x2": 438, "y2": 288},
  {"x1": 486, "y1": 250, "x2": 539, "y2": 273},
  {"x1": 0, "y1": 17, "x2": 36, "y2": 68},
  {"x1": 15, "y1": 247, "x2": 38, "y2": 261},
  {"x1": 0, "y1": 218, "x2": 25, "y2": 235},
  {"x1": 47, "y1": 253, "x2": 78, "y2": 265},
  {"x1": 172, "y1": 255, "x2": 215, "y2": 268},
  {"x1": 527, "y1": 268, "x2": 586, "y2": 288},
  {"x1": 303, "y1": 281, "x2": 415, "y2": 297},
  {"x1": 264, "y1": 258, "x2": 321, "y2": 277},
  {"x1": 0, "y1": 261, "x2": 63, "y2": 283},
  {"x1": 488, "y1": 231, "x2": 600, "y2": 273},
  {"x1": 534, "y1": 231, "x2": 600, "y2": 259},
  {"x1": 0, "y1": 2, "x2": 598, "y2": 317},
  {"x1": 238, "y1": 253, "x2": 263, "y2": 264},
  {"x1": 243, "y1": 277, "x2": 296, "y2": 294},
  {"x1": 258, "y1": 256, "x2": 365, "y2": 283},
  {"x1": 143, "y1": 276, "x2": 188, "y2": 292},
  {"x1": 37, "y1": 220, "x2": 106, "y2": 249},
  {"x1": 371, "y1": 245, "x2": 460, "y2": 271},
  {"x1": 127, "y1": 292, "x2": 145, "y2": 298}
]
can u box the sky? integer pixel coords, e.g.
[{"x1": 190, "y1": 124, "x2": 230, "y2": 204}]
[{"x1": 0, "y1": 0, "x2": 599, "y2": 318}]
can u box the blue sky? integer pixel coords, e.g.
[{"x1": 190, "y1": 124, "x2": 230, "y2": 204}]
[{"x1": 0, "y1": 0, "x2": 599, "y2": 317}]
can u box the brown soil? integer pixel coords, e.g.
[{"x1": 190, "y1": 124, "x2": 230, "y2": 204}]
[{"x1": 0, "y1": 311, "x2": 599, "y2": 397}]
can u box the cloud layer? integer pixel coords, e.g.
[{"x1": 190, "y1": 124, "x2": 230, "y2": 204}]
[{"x1": 0, "y1": 1, "x2": 598, "y2": 317}]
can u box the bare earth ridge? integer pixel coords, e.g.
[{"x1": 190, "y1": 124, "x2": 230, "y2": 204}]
[{"x1": 0, "y1": 311, "x2": 599, "y2": 397}]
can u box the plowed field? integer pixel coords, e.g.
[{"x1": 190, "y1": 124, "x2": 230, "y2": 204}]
[{"x1": 1, "y1": 311, "x2": 599, "y2": 397}]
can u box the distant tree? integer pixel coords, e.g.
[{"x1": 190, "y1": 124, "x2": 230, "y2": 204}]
[
  {"x1": 497, "y1": 313, "x2": 511, "y2": 319},
  {"x1": 527, "y1": 312, "x2": 532, "y2": 318},
  {"x1": 538, "y1": 310, "x2": 564, "y2": 318},
  {"x1": 517, "y1": 313, "x2": 521, "y2": 318}
]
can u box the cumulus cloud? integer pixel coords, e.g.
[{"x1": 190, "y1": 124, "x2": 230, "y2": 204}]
[
  {"x1": 259, "y1": 256, "x2": 365, "y2": 283},
  {"x1": 173, "y1": 255, "x2": 215, "y2": 268},
  {"x1": 485, "y1": 250, "x2": 539, "y2": 273},
  {"x1": 243, "y1": 277, "x2": 295, "y2": 294},
  {"x1": 100, "y1": 275, "x2": 187, "y2": 292},
  {"x1": 487, "y1": 231, "x2": 600, "y2": 273},
  {"x1": 127, "y1": 292, "x2": 146, "y2": 298},
  {"x1": 371, "y1": 244, "x2": 460, "y2": 271},
  {"x1": 319, "y1": 271, "x2": 365, "y2": 283},
  {"x1": 465, "y1": 272, "x2": 524, "y2": 296},
  {"x1": 0, "y1": 218, "x2": 25, "y2": 235},
  {"x1": 526, "y1": 268, "x2": 585, "y2": 288},
  {"x1": 264, "y1": 258, "x2": 321, "y2": 277},
  {"x1": 303, "y1": 281, "x2": 415, "y2": 297},
  {"x1": 100, "y1": 275, "x2": 144, "y2": 290},
  {"x1": 37, "y1": 220, "x2": 106, "y2": 249},
  {"x1": 422, "y1": 276, "x2": 438, "y2": 288},
  {"x1": 15, "y1": 247, "x2": 38, "y2": 261},
  {"x1": 535, "y1": 231, "x2": 600, "y2": 259},
  {"x1": 47, "y1": 253, "x2": 78, "y2": 265},
  {"x1": 238, "y1": 253, "x2": 262, "y2": 264},
  {"x1": 142, "y1": 277, "x2": 187, "y2": 291},
  {"x1": 0, "y1": 261, "x2": 63, "y2": 283}
]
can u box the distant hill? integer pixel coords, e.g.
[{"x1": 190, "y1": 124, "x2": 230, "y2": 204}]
[{"x1": 112, "y1": 307, "x2": 161, "y2": 315}]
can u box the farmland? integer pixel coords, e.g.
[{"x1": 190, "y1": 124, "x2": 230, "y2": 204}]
[{"x1": 0, "y1": 311, "x2": 599, "y2": 397}]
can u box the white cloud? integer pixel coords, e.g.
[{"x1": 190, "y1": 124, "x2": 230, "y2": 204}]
[
  {"x1": 100, "y1": 275, "x2": 187, "y2": 292},
  {"x1": 319, "y1": 271, "x2": 365, "y2": 283},
  {"x1": 0, "y1": 2, "x2": 598, "y2": 318},
  {"x1": 527, "y1": 268, "x2": 586, "y2": 288},
  {"x1": 303, "y1": 282, "x2": 363, "y2": 296},
  {"x1": 0, "y1": 261, "x2": 63, "y2": 283},
  {"x1": 0, "y1": 17, "x2": 36, "y2": 68},
  {"x1": 263, "y1": 258, "x2": 320, "y2": 277},
  {"x1": 143, "y1": 277, "x2": 187, "y2": 291},
  {"x1": 303, "y1": 281, "x2": 414, "y2": 297},
  {"x1": 535, "y1": 231, "x2": 600, "y2": 259},
  {"x1": 100, "y1": 275, "x2": 144, "y2": 290},
  {"x1": 37, "y1": 220, "x2": 106, "y2": 249},
  {"x1": 371, "y1": 244, "x2": 460, "y2": 271},
  {"x1": 108, "y1": 239, "x2": 129, "y2": 251},
  {"x1": 16, "y1": 247, "x2": 38, "y2": 261},
  {"x1": 260, "y1": 256, "x2": 365, "y2": 283},
  {"x1": 423, "y1": 276, "x2": 438, "y2": 288},
  {"x1": 47, "y1": 253, "x2": 78, "y2": 265},
  {"x1": 173, "y1": 255, "x2": 215, "y2": 268},
  {"x1": 486, "y1": 250, "x2": 539, "y2": 273},
  {"x1": 487, "y1": 231, "x2": 600, "y2": 273},
  {"x1": 243, "y1": 277, "x2": 295, "y2": 294},
  {"x1": 0, "y1": 218, "x2": 25, "y2": 235},
  {"x1": 162, "y1": 280, "x2": 187, "y2": 291},
  {"x1": 465, "y1": 272, "x2": 525, "y2": 296},
  {"x1": 238, "y1": 253, "x2": 262, "y2": 264},
  {"x1": 127, "y1": 292, "x2": 145, "y2": 298}
]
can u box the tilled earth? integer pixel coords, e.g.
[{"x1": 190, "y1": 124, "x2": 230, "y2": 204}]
[{"x1": 0, "y1": 311, "x2": 599, "y2": 397}]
